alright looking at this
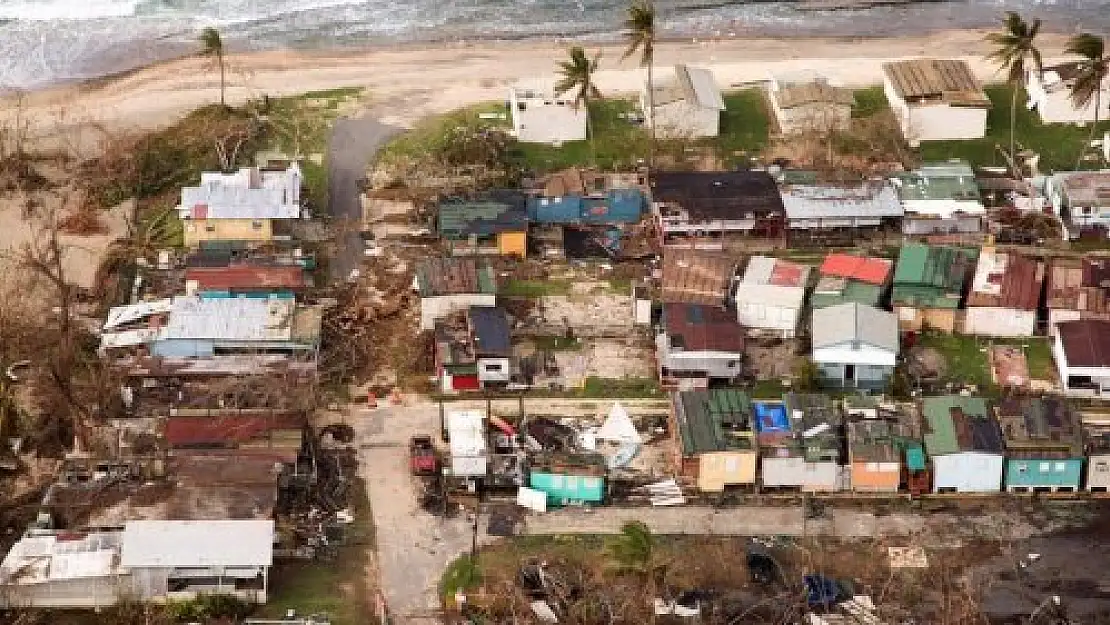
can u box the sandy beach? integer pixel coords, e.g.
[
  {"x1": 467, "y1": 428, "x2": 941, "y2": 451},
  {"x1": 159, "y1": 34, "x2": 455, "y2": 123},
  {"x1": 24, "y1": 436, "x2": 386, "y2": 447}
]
[{"x1": 3, "y1": 29, "x2": 1078, "y2": 144}]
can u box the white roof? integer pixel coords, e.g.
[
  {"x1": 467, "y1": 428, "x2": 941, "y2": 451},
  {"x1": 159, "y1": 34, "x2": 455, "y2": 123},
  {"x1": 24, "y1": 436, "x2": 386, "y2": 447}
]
[
  {"x1": 100, "y1": 327, "x2": 161, "y2": 349},
  {"x1": 811, "y1": 303, "x2": 899, "y2": 353},
  {"x1": 178, "y1": 165, "x2": 302, "y2": 220},
  {"x1": 596, "y1": 402, "x2": 642, "y2": 444},
  {"x1": 0, "y1": 531, "x2": 121, "y2": 585},
  {"x1": 900, "y1": 198, "x2": 986, "y2": 218},
  {"x1": 446, "y1": 410, "x2": 488, "y2": 458},
  {"x1": 103, "y1": 298, "x2": 174, "y2": 330},
  {"x1": 680, "y1": 65, "x2": 726, "y2": 110},
  {"x1": 160, "y1": 296, "x2": 295, "y2": 342},
  {"x1": 120, "y1": 520, "x2": 274, "y2": 568},
  {"x1": 782, "y1": 184, "x2": 903, "y2": 221}
]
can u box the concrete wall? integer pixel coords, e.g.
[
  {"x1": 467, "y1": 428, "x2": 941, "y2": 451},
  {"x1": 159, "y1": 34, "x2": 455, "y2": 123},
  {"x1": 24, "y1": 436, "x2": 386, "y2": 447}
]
[
  {"x1": 183, "y1": 219, "x2": 273, "y2": 247},
  {"x1": 477, "y1": 357, "x2": 511, "y2": 385},
  {"x1": 932, "y1": 452, "x2": 1003, "y2": 493},
  {"x1": 420, "y1": 294, "x2": 497, "y2": 331},
  {"x1": 761, "y1": 456, "x2": 839, "y2": 491},
  {"x1": 963, "y1": 307, "x2": 1037, "y2": 337},
  {"x1": 885, "y1": 77, "x2": 987, "y2": 142},
  {"x1": 1087, "y1": 453, "x2": 1110, "y2": 491},
  {"x1": 772, "y1": 100, "x2": 852, "y2": 135},
  {"x1": 1027, "y1": 69, "x2": 1109, "y2": 124},
  {"x1": 895, "y1": 305, "x2": 958, "y2": 333},
  {"x1": 849, "y1": 460, "x2": 901, "y2": 492},
  {"x1": 1005, "y1": 457, "x2": 1083, "y2": 492},
  {"x1": 656, "y1": 333, "x2": 743, "y2": 380}
]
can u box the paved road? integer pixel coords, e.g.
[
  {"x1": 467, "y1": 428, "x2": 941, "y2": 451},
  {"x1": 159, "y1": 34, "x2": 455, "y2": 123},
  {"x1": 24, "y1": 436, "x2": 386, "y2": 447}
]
[{"x1": 326, "y1": 115, "x2": 399, "y2": 283}]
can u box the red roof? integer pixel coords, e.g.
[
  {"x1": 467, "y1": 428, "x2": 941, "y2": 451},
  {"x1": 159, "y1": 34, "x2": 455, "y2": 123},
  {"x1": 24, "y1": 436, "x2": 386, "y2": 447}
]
[
  {"x1": 769, "y1": 259, "x2": 807, "y2": 287},
  {"x1": 819, "y1": 254, "x2": 893, "y2": 286},
  {"x1": 663, "y1": 303, "x2": 745, "y2": 352},
  {"x1": 184, "y1": 265, "x2": 307, "y2": 290},
  {"x1": 165, "y1": 414, "x2": 304, "y2": 448}
]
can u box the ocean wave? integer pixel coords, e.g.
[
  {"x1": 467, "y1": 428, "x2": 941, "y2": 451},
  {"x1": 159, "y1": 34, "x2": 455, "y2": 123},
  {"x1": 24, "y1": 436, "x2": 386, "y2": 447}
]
[{"x1": 0, "y1": 0, "x2": 143, "y2": 20}]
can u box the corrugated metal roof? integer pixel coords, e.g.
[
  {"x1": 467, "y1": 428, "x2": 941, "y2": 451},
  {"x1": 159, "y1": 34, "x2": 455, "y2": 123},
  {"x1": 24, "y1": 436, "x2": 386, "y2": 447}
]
[
  {"x1": 965, "y1": 249, "x2": 1044, "y2": 311},
  {"x1": 675, "y1": 389, "x2": 754, "y2": 455},
  {"x1": 922, "y1": 395, "x2": 999, "y2": 456},
  {"x1": 820, "y1": 253, "x2": 893, "y2": 286},
  {"x1": 184, "y1": 265, "x2": 306, "y2": 291},
  {"x1": 775, "y1": 80, "x2": 855, "y2": 109},
  {"x1": 1058, "y1": 171, "x2": 1110, "y2": 206},
  {"x1": 892, "y1": 243, "x2": 976, "y2": 309},
  {"x1": 1057, "y1": 319, "x2": 1110, "y2": 367},
  {"x1": 160, "y1": 297, "x2": 297, "y2": 342},
  {"x1": 653, "y1": 64, "x2": 725, "y2": 110},
  {"x1": 438, "y1": 200, "x2": 527, "y2": 238},
  {"x1": 165, "y1": 413, "x2": 304, "y2": 448},
  {"x1": 882, "y1": 59, "x2": 990, "y2": 107},
  {"x1": 468, "y1": 306, "x2": 511, "y2": 357},
  {"x1": 811, "y1": 279, "x2": 884, "y2": 309},
  {"x1": 663, "y1": 302, "x2": 744, "y2": 353},
  {"x1": 650, "y1": 170, "x2": 785, "y2": 221},
  {"x1": 415, "y1": 258, "x2": 497, "y2": 296},
  {"x1": 661, "y1": 249, "x2": 737, "y2": 305},
  {"x1": 782, "y1": 183, "x2": 903, "y2": 221},
  {"x1": 1047, "y1": 256, "x2": 1110, "y2": 314},
  {"x1": 893, "y1": 161, "x2": 982, "y2": 203},
  {"x1": 526, "y1": 189, "x2": 644, "y2": 224},
  {"x1": 811, "y1": 303, "x2": 899, "y2": 352},
  {"x1": 120, "y1": 519, "x2": 274, "y2": 568},
  {"x1": 742, "y1": 255, "x2": 810, "y2": 287},
  {"x1": 179, "y1": 165, "x2": 301, "y2": 220},
  {"x1": 996, "y1": 397, "x2": 1084, "y2": 457}
]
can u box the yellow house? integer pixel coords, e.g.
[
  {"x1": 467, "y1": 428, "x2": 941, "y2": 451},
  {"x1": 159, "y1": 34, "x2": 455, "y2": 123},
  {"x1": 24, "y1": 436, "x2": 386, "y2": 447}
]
[
  {"x1": 183, "y1": 219, "x2": 273, "y2": 247},
  {"x1": 177, "y1": 163, "x2": 303, "y2": 248},
  {"x1": 672, "y1": 389, "x2": 758, "y2": 493}
]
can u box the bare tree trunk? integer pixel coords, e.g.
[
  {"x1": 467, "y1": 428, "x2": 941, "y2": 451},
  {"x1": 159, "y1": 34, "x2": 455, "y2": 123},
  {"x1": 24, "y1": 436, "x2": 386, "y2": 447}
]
[
  {"x1": 647, "y1": 55, "x2": 655, "y2": 167},
  {"x1": 219, "y1": 53, "x2": 227, "y2": 107},
  {"x1": 1078, "y1": 89, "x2": 1102, "y2": 170},
  {"x1": 1010, "y1": 85, "x2": 1018, "y2": 175}
]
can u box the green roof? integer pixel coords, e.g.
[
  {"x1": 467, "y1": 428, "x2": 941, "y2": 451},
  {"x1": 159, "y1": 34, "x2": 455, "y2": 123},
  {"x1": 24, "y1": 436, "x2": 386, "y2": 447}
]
[
  {"x1": 893, "y1": 161, "x2": 981, "y2": 202},
  {"x1": 891, "y1": 244, "x2": 977, "y2": 309},
  {"x1": 921, "y1": 395, "x2": 990, "y2": 456},
  {"x1": 811, "y1": 280, "x2": 883, "y2": 309},
  {"x1": 437, "y1": 200, "x2": 527, "y2": 239},
  {"x1": 675, "y1": 389, "x2": 754, "y2": 455}
]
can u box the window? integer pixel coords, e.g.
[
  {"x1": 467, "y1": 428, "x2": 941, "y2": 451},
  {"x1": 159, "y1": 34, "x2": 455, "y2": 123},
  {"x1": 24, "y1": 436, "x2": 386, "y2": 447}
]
[
  {"x1": 1054, "y1": 462, "x2": 1067, "y2": 473},
  {"x1": 1039, "y1": 462, "x2": 1051, "y2": 473},
  {"x1": 517, "y1": 102, "x2": 527, "y2": 111},
  {"x1": 1097, "y1": 462, "x2": 1109, "y2": 473},
  {"x1": 204, "y1": 224, "x2": 216, "y2": 233},
  {"x1": 1016, "y1": 463, "x2": 1029, "y2": 473},
  {"x1": 484, "y1": 363, "x2": 503, "y2": 372},
  {"x1": 726, "y1": 360, "x2": 738, "y2": 368},
  {"x1": 251, "y1": 220, "x2": 263, "y2": 230}
]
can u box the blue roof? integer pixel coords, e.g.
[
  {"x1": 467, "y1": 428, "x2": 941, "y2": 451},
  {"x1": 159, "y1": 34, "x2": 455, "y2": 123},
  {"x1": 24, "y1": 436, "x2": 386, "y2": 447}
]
[
  {"x1": 468, "y1": 306, "x2": 511, "y2": 357},
  {"x1": 527, "y1": 189, "x2": 645, "y2": 224}
]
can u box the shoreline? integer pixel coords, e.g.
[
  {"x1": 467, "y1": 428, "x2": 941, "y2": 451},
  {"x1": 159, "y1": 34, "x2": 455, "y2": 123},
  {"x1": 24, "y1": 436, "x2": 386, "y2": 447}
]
[{"x1": 3, "y1": 28, "x2": 1079, "y2": 148}]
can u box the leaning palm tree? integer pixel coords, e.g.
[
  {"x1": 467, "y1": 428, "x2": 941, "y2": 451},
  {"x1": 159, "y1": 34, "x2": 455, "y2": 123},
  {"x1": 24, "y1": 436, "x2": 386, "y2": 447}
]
[
  {"x1": 623, "y1": 0, "x2": 656, "y2": 151},
  {"x1": 608, "y1": 520, "x2": 654, "y2": 573},
  {"x1": 199, "y1": 27, "x2": 227, "y2": 107},
  {"x1": 985, "y1": 11, "x2": 1042, "y2": 169},
  {"x1": 1066, "y1": 33, "x2": 1110, "y2": 168},
  {"x1": 555, "y1": 46, "x2": 603, "y2": 158}
]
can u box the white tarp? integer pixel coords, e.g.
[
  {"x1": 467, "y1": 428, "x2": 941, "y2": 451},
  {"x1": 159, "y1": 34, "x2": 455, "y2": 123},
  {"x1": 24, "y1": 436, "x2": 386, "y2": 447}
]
[
  {"x1": 516, "y1": 487, "x2": 548, "y2": 513},
  {"x1": 596, "y1": 402, "x2": 642, "y2": 444}
]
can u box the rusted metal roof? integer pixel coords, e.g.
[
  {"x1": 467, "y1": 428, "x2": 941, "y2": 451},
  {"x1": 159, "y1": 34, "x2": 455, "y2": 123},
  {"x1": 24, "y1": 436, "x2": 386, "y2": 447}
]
[
  {"x1": 165, "y1": 413, "x2": 304, "y2": 448},
  {"x1": 965, "y1": 249, "x2": 1044, "y2": 311},
  {"x1": 1046, "y1": 256, "x2": 1110, "y2": 315},
  {"x1": 184, "y1": 265, "x2": 306, "y2": 290},
  {"x1": 883, "y1": 59, "x2": 990, "y2": 107},
  {"x1": 415, "y1": 258, "x2": 497, "y2": 296},
  {"x1": 776, "y1": 81, "x2": 855, "y2": 109},
  {"x1": 661, "y1": 249, "x2": 737, "y2": 305},
  {"x1": 1057, "y1": 319, "x2": 1110, "y2": 368},
  {"x1": 663, "y1": 303, "x2": 745, "y2": 352}
]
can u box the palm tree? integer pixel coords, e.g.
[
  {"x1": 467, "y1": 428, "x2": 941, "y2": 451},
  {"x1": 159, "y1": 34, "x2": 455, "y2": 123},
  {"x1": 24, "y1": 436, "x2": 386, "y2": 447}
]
[
  {"x1": 985, "y1": 11, "x2": 1042, "y2": 169},
  {"x1": 623, "y1": 0, "x2": 656, "y2": 152},
  {"x1": 1066, "y1": 33, "x2": 1110, "y2": 168},
  {"x1": 555, "y1": 46, "x2": 603, "y2": 158},
  {"x1": 199, "y1": 27, "x2": 227, "y2": 107}
]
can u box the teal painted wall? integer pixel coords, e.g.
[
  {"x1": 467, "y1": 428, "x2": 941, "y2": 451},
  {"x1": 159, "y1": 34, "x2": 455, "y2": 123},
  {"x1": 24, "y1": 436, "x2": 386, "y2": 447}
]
[
  {"x1": 529, "y1": 472, "x2": 605, "y2": 506},
  {"x1": 1005, "y1": 457, "x2": 1084, "y2": 489}
]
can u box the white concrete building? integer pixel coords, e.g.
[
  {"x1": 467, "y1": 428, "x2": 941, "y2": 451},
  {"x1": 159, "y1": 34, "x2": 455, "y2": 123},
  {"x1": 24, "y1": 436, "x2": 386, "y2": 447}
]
[
  {"x1": 642, "y1": 65, "x2": 725, "y2": 139},
  {"x1": 1045, "y1": 170, "x2": 1110, "y2": 235},
  {"x1": 1027, "y1": 62, "x2": 1110, "y2": 125},
  {"x1": 508, "y1": 81, "x2": 587, "y2": 144},
  {"x1": 769, "y1": 71, "x2": 854, "y2": 135},
  {"x1": 733, "y1": 256, "x2": 810, "y2": 338},
  {"x1": 1053, "y1": 319, "x2": 1110, "y2": 398},
  {"x1": 882, "y1": 59, "x2": 990, "y2": 144},
  {"x1": 177, "y1": 163, "x2": 303, "y2": 220}
]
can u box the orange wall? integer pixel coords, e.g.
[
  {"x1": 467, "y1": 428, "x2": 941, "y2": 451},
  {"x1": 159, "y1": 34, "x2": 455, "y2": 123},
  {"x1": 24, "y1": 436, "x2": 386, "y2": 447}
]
[
  {"x1": 497, "y1": 231, "x2": 527, "y2": 257},
  {"x1": 850, "y1": 461, "x2": 901, "y2": 492}
]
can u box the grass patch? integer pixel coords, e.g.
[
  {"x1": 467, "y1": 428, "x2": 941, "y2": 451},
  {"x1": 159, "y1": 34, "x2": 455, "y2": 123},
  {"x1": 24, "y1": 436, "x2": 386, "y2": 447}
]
[
  {"x1": 917, "y1": 85, "x2": 1110, "y2": 171},
  {"x1": 916, "y1": 332, "x2": 992, "y2": 388},
  {"x1": 253, "y1": 476, "x2": 375, "y2": 625},
  {"x1": 994, "y1": 336, "x2": 1056, "y2": 381},
  {"x1": 440, "y1": 553, "x2": 483, "y2": 603},
  {"x1": 852, "y1": 86, "x2": 890, "y2": 119},
  {"x1": 501, "y1": 279, "x2": 573, "y2": 297},
  {"x1": 579, "y1": 376, "x2": 661, "y2": 398},
  {"x1": 532, "y1": 335, "x2": 583, "y2": 351},
  {"x1": 378, "y1": 101, "x2": 510, "y2": 167},
  {"x1": 513, "y1": 99, "x2": 650, "y2": 171},
  {"x1": 717, "y1": 89, "x2": 771, "y2": 164},
  {"x1": 750, "y1": 378, "x2": 789, "y2": 399}
]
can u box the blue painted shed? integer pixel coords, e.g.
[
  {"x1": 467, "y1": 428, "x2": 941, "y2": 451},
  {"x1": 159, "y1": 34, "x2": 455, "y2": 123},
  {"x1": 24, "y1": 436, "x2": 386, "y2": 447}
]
[
  {"x1": 998, "y1": 397, "x2": 1085, "y2": 493},
  {"x1": 529, "y1": 471, "x2": 605, "y2": 506},
  {"x1": 527, "y1": 189, "x2": 644, "y2": 225}
]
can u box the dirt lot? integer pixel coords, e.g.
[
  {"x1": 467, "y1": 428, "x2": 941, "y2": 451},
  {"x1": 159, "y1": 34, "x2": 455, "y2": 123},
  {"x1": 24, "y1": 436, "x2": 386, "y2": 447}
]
[{"x1": 746, "y1": 337, "x2": 798, "y2": 381}]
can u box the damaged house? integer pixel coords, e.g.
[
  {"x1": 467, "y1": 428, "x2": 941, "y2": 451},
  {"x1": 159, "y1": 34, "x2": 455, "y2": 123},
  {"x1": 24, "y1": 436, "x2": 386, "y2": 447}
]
[
  {"x1": 656, "y1": 303, "x2": 745, "y2": 388},
  {"x1": 891, "y1": 243, "x2": 977, "y2": 332},
  {"x1": 660, "y1": 249, "x2": 737, "y2": 306},
  {"x1": 963, "y1": 248, "x2": 1045, "y2": 337},
  {"x1": 437, "y1": 196, "x2": 528, "y2": 258},
  {"x1": 997, "y1": 397, "x2": 1085, "y2": 493},
  {"x1": 757, "y1": 394, "x2": 844, "y2": 492},
  {"x1": 177, "y1": 163, "x2": 303, "y2": 248},
  {"x1": 671, "y1": 389, "x2": 757, "y2": 492},
  {"x1": 922, "y1": 395, "x2": 1003, "y2": 493},
  {"x1": 650, "y1": 170, "x2": 786, "y2": 248},
  {"x1": 414, "y1": 257, "x2": 498, "y2": 331},
  {"x1": 892, "y1": 161, "x2": 986, "y2": 236},
  {"x1": 1046, "y1": 256, "x2": 1110, "y2": 335},
  {"x1": 526, "y1": 187, "x2": 646, "y2": 259},
  {"x1": 435, "y1": 306, "x2": 513, "y2": 392}
]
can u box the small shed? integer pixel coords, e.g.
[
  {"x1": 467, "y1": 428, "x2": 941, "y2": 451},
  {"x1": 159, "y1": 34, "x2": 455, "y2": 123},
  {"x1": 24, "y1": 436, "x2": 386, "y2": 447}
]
[
  {"x1": 882, "y1": 59, "x2": 990, "y2": 143},
  {"x1": 891, "y1": 243, "x2": 977, "y2": 332},
  {"x1": 734, "y1": 256, "x2": 810, "y2": 338},
  {"x1": 922, "y1": 395, "x2": 1003, "y2": 493},
  {"x1": 769, "y1": 72, "x2": 854, "y2": 135},
  {"x1": 811, "y1": 303, "x2": 899, "y2": 391},
  {"x1": 643, "y1": 64, "x2": 725, "y2": 139}
]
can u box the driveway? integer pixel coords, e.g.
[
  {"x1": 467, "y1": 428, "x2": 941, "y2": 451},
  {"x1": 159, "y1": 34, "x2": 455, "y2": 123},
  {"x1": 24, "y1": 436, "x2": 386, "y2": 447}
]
[{"x1": 327, "y1": 115, "x2": 399, "y2": 283}]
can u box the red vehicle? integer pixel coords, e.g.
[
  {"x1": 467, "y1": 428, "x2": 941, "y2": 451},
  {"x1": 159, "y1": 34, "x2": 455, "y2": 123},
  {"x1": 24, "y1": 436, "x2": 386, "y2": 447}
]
[{"x1": 409, "y1": 436, "x2": 439, "y2": 476}]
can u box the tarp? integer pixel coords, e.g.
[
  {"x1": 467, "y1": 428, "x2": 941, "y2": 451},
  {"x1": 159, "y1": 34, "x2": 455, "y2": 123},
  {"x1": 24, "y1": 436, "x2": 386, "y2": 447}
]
[{"x1": 596, "y1": 402, "x2": 642, "y2": 444}]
